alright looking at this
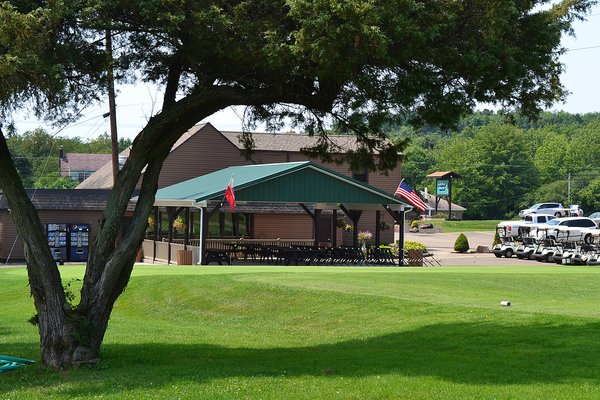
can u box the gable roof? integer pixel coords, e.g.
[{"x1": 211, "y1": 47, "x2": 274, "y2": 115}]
[
  {"x1": 220, "y1": 131, "x2": 361, "y2": 152},
  {"x1": 151, "y1": 161, "x2": 410, "y2": 211},
  {"x1": 76, "y1": 147, "x2": 131, "y2": 188},
  {"x1": 60, "y1": 153, "x2": 112, "y2": 174},
  {"x1": 0, "y1": 189, "x2": 115, "y2": 211},
  {"x1": 78, "y1": 123, "x2": 399, "y2": 189},
  {"x1": 426, "y1": 171, "x2": 462, "y2": 180},
  {"x1": 77, "y1": 123, "x2": 212, "y2": 189}
]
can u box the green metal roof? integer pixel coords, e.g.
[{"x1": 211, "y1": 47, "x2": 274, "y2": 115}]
[{"x1": 153, "y1": 161, "x2": 410, "y2": 209}]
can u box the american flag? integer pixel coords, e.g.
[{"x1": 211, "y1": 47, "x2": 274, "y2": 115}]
[{"x1": 394, "y1": 180, "x2": 427, "y2": 211}]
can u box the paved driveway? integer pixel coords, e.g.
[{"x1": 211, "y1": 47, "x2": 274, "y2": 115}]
[{"x1": 405, "y1": 230, "x2": 534, "y2": 266}]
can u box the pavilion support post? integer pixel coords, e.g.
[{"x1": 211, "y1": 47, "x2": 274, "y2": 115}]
[
  {"x1": 166, "y1": 207, "x2": 175, "y2": 265},
  {"x1": 448, "y1": 179, "x2": 453, "y2": 220},
  {"x1": 184, "y1": 208, "x2": 190, "y2": 250},
  {"x1": 199, "y1": 207, "x2": 207, "y2": 265},
  {"x1": 339, "y1": 204, "x2": 362, "y2": 248},
  {"x1": 384, "y1": 205, "x2": 409, "y2": 266},
  {"x1": 332, "y1": 209, "x2": 338, "y2": 247},
  {"x1": 166, "y1": 206, "x2": 184, "y2": 265},
  {"x1": 375, "y1": 210, "x2": 381, "y2": 247},
  {"x1": 199, "y1": 204, "x2": 222, "y2": 265},
  {"x1": 152, "y1": 206, "x2": 159, "y2": 263},
  {"x1": 299, "y1": 203, "x2": 322, "y2": 247}
]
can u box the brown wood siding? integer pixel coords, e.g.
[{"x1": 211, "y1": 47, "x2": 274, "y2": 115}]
[
  {"x1": 253, "y1": 211, "x2": 394, "y2": 244},
  {"x1": 247, "y1": 151, "x2": 289, "y2": 165},
  {"x1": 254, "y1": 213, "x2": 314, "y2": 240},
  {"x1": 0, "y1": 213, "x2": 6, "y2": 260},
  {"x1": 157, "y1": 125, "x2": 252, "y2": 188},
  {"x1": 0, "y1": 210, "x2": 103, "y2": 261}
]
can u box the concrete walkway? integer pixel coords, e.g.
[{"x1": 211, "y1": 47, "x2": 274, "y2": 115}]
[{"x1": 405, "y1": 230, "x2": 533, "y2": 266}]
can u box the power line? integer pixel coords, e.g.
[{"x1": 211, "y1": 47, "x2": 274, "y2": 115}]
[{"x1": 565, "y1": 44, "x2": 600, "y2": 52}]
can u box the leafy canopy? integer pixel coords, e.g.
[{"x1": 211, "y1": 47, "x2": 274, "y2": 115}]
[{"x1": 80, "y1": 0, "x2": 591, "y2": 171}]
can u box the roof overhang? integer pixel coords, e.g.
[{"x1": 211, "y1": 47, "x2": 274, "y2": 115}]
[{"x1": 149, "y1": 161, "x2": 411, "y2": 211}]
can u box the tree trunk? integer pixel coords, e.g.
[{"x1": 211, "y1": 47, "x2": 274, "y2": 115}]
[{"x1": 0, "y1": 132, "x2": 78, "y2": 368}]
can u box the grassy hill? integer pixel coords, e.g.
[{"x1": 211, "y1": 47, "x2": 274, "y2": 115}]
[{"x1": 2, "y1": 264, "x2": 600, "y2": 399}]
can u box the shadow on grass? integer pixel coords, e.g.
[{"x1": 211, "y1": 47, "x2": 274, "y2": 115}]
[{"x1": 4, "y1": 319, "x2": 600, "y2": 396}]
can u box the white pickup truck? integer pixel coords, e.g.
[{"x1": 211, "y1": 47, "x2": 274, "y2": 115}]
[{"x1": 497, "y1": 214, "x2": 556, "y2": 238}]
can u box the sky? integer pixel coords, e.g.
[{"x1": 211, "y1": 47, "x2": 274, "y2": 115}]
[{"x1": 11, "y1": 4, "x2": 600, "y2": 141}]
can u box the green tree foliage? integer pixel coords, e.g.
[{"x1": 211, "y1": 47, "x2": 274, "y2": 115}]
[
  {"x1": 8, "y1": 148, "x2": 34, "y2": 187},
  {"x1": 391, "y1": 110, "x2": 600, "y2": 219},
  {"x1": 436, "y1": 125, "x2": 538, "y2": 219},
  {"x1": 533, "y1": 129, "x2": 570, "y2": 185},
  {"x1": 401, "y1": 142, "x2": 437, "y2": 189},
  {"x1": 578, "y1": 179, "x2": 600, "y2": 213},
  {"x1": 6, "y1": 129, "x2": 130, "y2": 188},
  {"x1": 33, "y1": 172, "x2": 78, "y2": 189}
]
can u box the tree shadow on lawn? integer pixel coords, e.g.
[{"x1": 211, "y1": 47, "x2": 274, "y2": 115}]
[{"x1": 7, "y1": 320, "x2": 600, "y2": 395}]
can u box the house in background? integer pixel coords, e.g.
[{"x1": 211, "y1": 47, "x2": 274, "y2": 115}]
[
  {"x1": 0, "y1": 189, "x2": 120, "y2": 261},
  {"x1": 59, "y1": 147, "x2": 112, "y2": 183},
  {"x1": 421, "y1": 191, "x2": 466, "y2": 220}
]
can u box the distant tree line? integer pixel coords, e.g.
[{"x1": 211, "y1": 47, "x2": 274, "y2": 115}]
[
  {"x1": 390, "y1": 111, "x2": 600, "y2": 219},
  {"x1": 8, "y1": 110, "x2": 600, "y2": 219},
  {"x1": 6, "y1": 128, "x2": 131, "y2": 189}
]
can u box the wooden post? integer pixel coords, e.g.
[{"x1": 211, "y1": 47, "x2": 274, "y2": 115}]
[
  {"x1": 332, "y1": 209, "x2": 338, "y2": 247},
  {"x1": 375, "y1": 210, "x2": 381, "y2": 247}
]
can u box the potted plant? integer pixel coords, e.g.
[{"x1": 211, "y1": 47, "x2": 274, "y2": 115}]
[
  {"x1": 173, "y1": 215, "x2": 186, "y2": 234},
  {"x1": 358, "y1": 230, "x2": 373, "y2": 252},
  {"x1": 404, "y1": 240, "x2": 426, "y2": 266}
]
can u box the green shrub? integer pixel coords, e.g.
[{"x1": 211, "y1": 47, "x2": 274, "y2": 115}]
[
  {"x1": 454, "y1": 233, "x2": 470, "y2": 252},
  {"x1": 492, "y1": 229, "x2": 501, "y2": 247},
  {"x1": 410, "y1": 220, "x2": 419, "y2": 229}
]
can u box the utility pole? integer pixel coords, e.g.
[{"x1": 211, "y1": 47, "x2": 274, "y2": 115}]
[
  {"x1": 567, "y1": 171, "x2": 571, "y2": 206},
  {"x1": 106, "y1": 30, "x2": 119, "y2": 185}
]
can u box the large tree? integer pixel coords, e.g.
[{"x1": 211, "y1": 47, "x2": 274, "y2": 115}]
[{"x1": 0, "y1": 0, "x2": 592, "y2": 369}]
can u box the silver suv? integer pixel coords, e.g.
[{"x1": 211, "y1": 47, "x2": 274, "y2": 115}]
[{"x1": 519, "y1": 202, "x2": 567, "y2": 218}]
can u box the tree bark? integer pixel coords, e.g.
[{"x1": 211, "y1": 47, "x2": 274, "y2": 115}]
[{"x1": 0, "y1": 132, "x2": 77, "y2": 369}]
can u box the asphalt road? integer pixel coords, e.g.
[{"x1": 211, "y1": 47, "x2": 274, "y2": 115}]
[{"x1": 405, "y1": 230, "x2": 535, "y2": 266}]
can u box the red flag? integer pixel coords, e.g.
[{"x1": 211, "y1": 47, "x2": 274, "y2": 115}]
[{"x1": 225, "y1": 176, "x2": 236, "y2": 211}]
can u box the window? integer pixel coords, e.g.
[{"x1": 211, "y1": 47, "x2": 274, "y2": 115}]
[
  {"x1": 352, "y1": 167, "x2": 368, "y2": 183},
  {"x1": 208, "y1": 212, "x2": 252, "y2": 238}
]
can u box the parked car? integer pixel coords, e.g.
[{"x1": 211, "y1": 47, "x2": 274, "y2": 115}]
[
  {"x1": 588, "y1": 212, "x2": 600, "y2": 225},
  {"x1": 533, "y1": 217, "x2": 598, "y2": 242},
  {"x1": 518, "y1": 202, "x2": 569, "y2": 218}
]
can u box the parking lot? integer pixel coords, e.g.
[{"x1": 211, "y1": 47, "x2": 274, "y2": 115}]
[{"x1": 405, "y1": 230, "x2": 535, "y2": 266}]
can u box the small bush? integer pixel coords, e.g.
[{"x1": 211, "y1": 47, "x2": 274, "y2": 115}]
[
  {"x1": 454, "y1": 233, "x2": 470, "y2": 252},
  {"x1": 410, "y1": 220, "x2": 419, "y2": 229},
  {"x1": 492, "y1": 229, "x2": 501, "y2": 247}
]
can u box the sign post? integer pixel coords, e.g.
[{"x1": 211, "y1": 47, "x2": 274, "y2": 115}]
[{"x1": 426, "y1": 172, "x2": 461, "y2": 220}]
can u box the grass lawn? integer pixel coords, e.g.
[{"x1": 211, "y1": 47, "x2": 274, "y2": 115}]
[
  {"x1": 425, "y1": 219, "x2": 500, "y2": 232},
  {"x1": 2, "y1": 264, "x2": 600, "y2": 399}
]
